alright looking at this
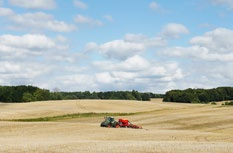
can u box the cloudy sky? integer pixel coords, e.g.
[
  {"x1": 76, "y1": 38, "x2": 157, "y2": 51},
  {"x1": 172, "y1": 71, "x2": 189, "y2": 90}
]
[{"x1": 0, "y1": 0, "x2": 233, "y2": 93}]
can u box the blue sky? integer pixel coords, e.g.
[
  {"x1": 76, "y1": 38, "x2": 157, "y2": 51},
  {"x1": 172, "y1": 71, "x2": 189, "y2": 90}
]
[{"x1": 1, "y1": 0, "x2": 233, "y2": 93}]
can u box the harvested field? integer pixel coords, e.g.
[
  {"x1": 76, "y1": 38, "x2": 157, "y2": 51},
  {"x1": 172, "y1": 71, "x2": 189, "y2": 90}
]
[{"x1": 0, "y1": 99, "x2": 232, "y2": 153}]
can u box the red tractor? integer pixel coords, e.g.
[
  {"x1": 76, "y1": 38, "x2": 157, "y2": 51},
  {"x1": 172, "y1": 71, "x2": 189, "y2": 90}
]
[{"x1": 100, "y1": 117, "x2": 142, "y2": 129}]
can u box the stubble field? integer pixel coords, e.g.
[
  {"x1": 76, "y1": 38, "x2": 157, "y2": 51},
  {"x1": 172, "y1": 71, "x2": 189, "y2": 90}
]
[{"x1": 0, "y1": 99, "x2": 232, "y2": 153}]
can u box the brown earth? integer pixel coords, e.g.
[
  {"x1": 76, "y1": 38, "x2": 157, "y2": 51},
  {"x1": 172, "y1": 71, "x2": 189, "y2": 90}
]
[{"x1": 0, "y1": 99, "x2": 232, "y2": 153}]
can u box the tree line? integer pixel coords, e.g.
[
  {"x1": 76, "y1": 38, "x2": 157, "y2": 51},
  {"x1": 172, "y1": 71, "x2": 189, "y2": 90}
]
[
  {"x1": 61, "y1": 90, "x2": 163, "y2": 101},
  {"x1": 0, "y1": 85, "x2": 163, "y2": 103},
  {"x1": 163, "y1": 87, "x2": 233, "y2": 103}
]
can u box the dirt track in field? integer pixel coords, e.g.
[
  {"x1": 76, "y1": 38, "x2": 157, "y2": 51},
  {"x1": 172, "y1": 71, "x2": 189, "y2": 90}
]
[{"x1": 0, "y1": 99, "x2": 232, "y2": 153}]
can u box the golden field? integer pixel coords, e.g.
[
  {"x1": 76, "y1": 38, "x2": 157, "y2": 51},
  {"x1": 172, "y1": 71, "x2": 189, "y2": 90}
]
[{"x1": 0, "y1": 99, "x2": 232, "y2": 153}]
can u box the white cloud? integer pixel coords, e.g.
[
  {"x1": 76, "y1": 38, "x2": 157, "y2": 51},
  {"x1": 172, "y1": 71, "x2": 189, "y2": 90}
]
[
  {"x1": 93, "y1": 56, "x2": 184, "y2": 92},
  {"x1": 85, "y1": 42, "x2": 99, "y2": 52},
  {"x1": 0, "y1": 58, "x2": 56, "y2": 87},
  {"x1": 190, "y1": 28, "x2": 233, "y2": 53},
  {"x1": 0, "y1": 34, "x2": 55, "y2": 49},
  {"x1": 93, "y1": 55, "x2": 150, "y2": 72},
  {"x1": 12, "y1": 12, "x2": 76, "y2": 32},
  {"x1": 0, "y1": 34, "x2": 56, "y2": 59},
  {"x1": 160, "y1": 46, "x2": 233, "y2": 62},
  {"x1": 157, "y1": 27, "x2": 233, "y2": 91},
  {"x1": 0, "y1": 33, "x2": 86, "y2": 90},
  {"x1": 0, "y1": 31, "x2": 183, "y2": 93},
  {"x1": 99, "y1": 40, "x2": 145, "y2": 60},
  {"x1": 51, "y1": 74, "x2": 97, "y2": 91},
  {"x1": 124, "y1": 34, "x2": 146, "y2": 42},
  {"x1": 0, "y1": 7, "x2": 14, "y2": 16},
  {"x1": 122, "y1": 55, "x2": 150, "y2": 71},
  {"x1": 161, "y1": 28, "x2": 233, "y2": 62},
  {"x1": 149, "y1": 2, "x2": 159, "y2": 10},
  {"x1": 0, "y1": 61, "x2": 20, "y2": 73},
  {"x1": 9, "y1": 0, "x2": 56, "y2": 10},
  {"x1": 96, "y1": 72, "x2": 117, "y2": 84},
  {"x1": 209, "y1": 0, "x2": 233, "y2": 9},
  {"x1": 74, "y1": 14, "x2": 103, "y2": 26},
  {"x1": 0, "y1": 8, "x2": 76, "y2": 32},
  {"x1": 124, "y1": 33, "x2": 166, "y2": 48},
  {"x1": 161, "y1": 23, "x2": 189, "y2": 39},
  {"x1": 1, "y1": 46, "x2": 186, "y2": 92},
  {"x1": 73, "y1": 0, "x2": 87, "y2": 9},
  {"x1": 89, "y1": 34, "x2": 166, "y2": 60}
]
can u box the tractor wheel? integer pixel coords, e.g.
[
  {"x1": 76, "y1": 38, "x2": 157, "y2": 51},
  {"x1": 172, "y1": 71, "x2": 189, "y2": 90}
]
[
  {"x1": 107, "y1": 124, "x2": 111, "y2": 128},
  {"x1": 115, "y1": 124, "x2": 120, "y2": 128}
]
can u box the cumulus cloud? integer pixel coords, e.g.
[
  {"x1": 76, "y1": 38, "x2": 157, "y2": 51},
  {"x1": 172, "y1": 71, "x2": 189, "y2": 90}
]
[
  {"x1": 99, "y1": 40, "x2": 145, "y2": 60},
  {"x1": 74, "y1": 14, "x2": 103, "y2": 26},
  {"x1": 93, "y1": 55, "x2": 184, "y2": 92},
  {"x1": 190, "y1": 28, "x2": 233, "y2": 53},
  {"x1": 0, "y1": 58, "x2": 62, "y2": 89},
  {"x1": 161, "y1": 28, "x2": 233, "y2": 62},
  {"x1": 0, "y1": 34, "x2": 56, "y2": 59},
  {"x1": 0, "y1": 33, "x2": 84, "y2": 89},
  {"x1": 73, "y1": 0, "x2": 88, "y2": 9},
  {"x1": 88, "y1": 34, "x2": 166, "y2": 60},
  {"x1": 209, "y1": 0, "x2": 233, "y2": 9},
  {"x1": 0, "y1": 8, "x2": 76, "y2": 32},
  {"x1": 12, "y1": 12, "x2": 76, "y2": 32},
  {"x1": 93, "y1": 55, "x2": 150, "y2": 72},
  {"x1": 9, "y1": 0, "x2": 56, "y2": 10},
  {"x1": 0, "y1": 34, "x2": 55, "y2": 49},
  {"x1": 161, "y1": 23, "x2": 189, "y2": 39},
  {"x1": 0, "y1": 31, "x2": 183, "y2": 93},
  {"x1": 157, "y1": 27, "x2": 233, "y2": 90}
]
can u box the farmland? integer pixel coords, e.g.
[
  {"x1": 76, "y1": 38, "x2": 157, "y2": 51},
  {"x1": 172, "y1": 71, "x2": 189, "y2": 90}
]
[{"x1": 0, "y1": 99, "x2": 232, "y2": 153}]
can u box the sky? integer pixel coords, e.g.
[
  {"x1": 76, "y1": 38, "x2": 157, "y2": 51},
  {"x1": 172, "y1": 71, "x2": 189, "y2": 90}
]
[{"x1": 1, "y1": 0, "x2": 233, "y2": 93}]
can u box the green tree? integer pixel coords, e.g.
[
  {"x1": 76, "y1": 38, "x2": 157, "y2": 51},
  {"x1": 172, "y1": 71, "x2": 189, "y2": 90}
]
[
  {"x1": 33, "y1": 89, "x2": 51, "y2": 101},
  {"x1": 198, "y1": 92, "x2": 210, "y2": 103},
  {"x1": 132, "y1": 90, "x2": 142, "y2": 100},
  {"x1": 22, "y1": 92, "x2": 36, "y2": 102},
  {"x1": 141, "y1": 93, "x2": 151, "y2": 101}
]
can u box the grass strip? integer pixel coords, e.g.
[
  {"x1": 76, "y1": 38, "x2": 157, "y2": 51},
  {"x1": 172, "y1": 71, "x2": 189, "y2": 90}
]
[
  {"x1": 7, "y1": 112, "x2": 141, "y2": 122},
  {"x1": 1, "y1": 109, "x2": 173, "y2": 122}
]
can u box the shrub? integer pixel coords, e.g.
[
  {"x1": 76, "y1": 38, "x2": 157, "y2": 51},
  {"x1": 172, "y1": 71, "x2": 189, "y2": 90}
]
[
  {"x1": 211, "y1": 102, "x2": 217, "y2": 105},
  {"x1": 224, "y1": 101, "x2": 233, "y2": 105}
]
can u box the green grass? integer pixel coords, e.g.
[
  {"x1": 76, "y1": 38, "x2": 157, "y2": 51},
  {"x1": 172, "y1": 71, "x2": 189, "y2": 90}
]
[
  {"x1": 6, "y1": 112, "x2": 140, "y2": 122},
  {"x1": 0, "y1": 108, "x2": 172, "y2": 122}
]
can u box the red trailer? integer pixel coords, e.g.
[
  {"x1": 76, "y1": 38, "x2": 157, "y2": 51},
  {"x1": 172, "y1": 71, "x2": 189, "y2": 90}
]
[
  {"x1": 118, "y1": 119, "x2": 129, "y2": 127},
  {"x1": 118, "y1": 118, "x2": 142, "y2": 129}
]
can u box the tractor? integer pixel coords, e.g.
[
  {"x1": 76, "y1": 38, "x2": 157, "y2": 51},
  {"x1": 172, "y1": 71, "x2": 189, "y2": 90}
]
[
  {"x1": 100, "y1": 116, "x2": 142, "y2": 129},
  {"x1": 100, "y1": 116, "x2": 120, "y2": 128}
]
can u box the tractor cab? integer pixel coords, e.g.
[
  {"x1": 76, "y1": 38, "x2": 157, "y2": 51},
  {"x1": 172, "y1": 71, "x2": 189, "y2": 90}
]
[{"x1": 100, "y1": 116, "x2": 118, "y2": 128}]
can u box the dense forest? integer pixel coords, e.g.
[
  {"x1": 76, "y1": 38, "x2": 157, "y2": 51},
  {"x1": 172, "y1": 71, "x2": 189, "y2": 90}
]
[
  {"x1": 163, "y1": 87, "x2": 233, "y2": 103},
  {"x1": 0, "y1": 85, "x2": 163, "y2": 103}
]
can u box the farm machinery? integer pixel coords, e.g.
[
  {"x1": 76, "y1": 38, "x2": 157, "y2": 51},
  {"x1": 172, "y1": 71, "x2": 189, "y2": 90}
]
[{"x1": 100, "y1": 116, "x2": 142, "y2": 129}]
